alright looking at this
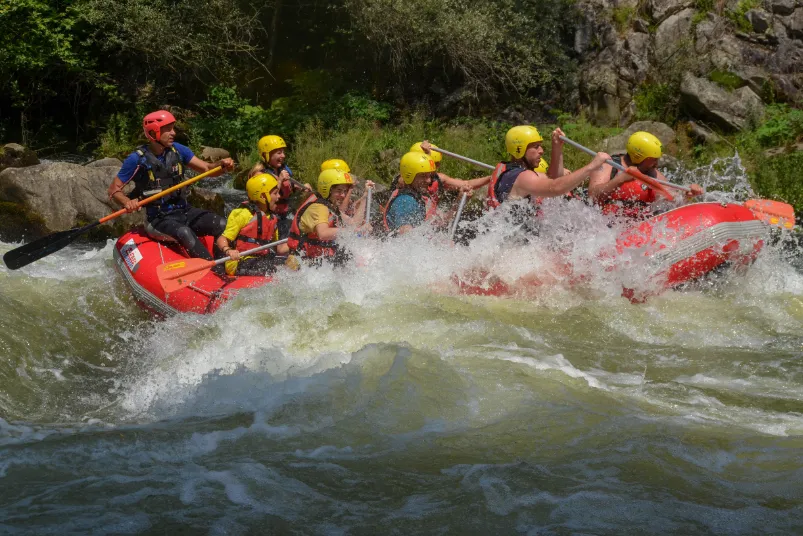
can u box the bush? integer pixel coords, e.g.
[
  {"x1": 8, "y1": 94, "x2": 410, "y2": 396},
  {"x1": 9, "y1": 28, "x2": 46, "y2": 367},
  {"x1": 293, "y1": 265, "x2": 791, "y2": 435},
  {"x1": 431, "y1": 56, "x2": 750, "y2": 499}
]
[
  {"x1": 633, "y1": 83, "x2": 679, "y2": 124},
  {"x1": 750, "y1": 153, "x2": 803, "y2": 208}
]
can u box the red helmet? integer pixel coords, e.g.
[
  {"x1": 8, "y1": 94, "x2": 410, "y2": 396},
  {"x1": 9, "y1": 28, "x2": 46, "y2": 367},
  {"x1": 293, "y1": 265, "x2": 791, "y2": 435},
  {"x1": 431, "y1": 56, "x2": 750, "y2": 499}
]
[{"x1": 143, "y1": 110, "x2": 177, "y2": 142}]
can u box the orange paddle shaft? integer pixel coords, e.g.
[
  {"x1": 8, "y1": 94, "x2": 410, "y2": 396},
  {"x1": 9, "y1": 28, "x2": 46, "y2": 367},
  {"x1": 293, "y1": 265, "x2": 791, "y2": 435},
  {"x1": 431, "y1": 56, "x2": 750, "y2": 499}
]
[{"x1": 101, "y1": 166, "x2": 223, "y2": 224}]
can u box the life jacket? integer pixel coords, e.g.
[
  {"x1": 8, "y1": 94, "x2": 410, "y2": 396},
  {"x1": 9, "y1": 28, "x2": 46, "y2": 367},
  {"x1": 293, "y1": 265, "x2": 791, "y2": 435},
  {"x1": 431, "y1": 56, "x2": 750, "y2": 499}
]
[
  {"x1": 427, "y1": 173, "x2": 442, "y2": 205},
  {"x1": 233, "y1": 202, "x2": 279, "y2": 254},
  {"x1": 486, "y1": 162, "x2": 527, "y2": 209},
  {"x1": 262, "y1": 164, "x2": 294, "y2": 216},
  {"x1": 129, "y1": 145, "x2": 186, "y2": 219},
  {"x1": 381, "y1": 186, "x2": 439, "y2": 232},
  {"x1": 602, "y1": 154, "x2": 657, "y2": 217},
  {"x1": 287, "y1": 194, "x2": 342, "y2": 258}
]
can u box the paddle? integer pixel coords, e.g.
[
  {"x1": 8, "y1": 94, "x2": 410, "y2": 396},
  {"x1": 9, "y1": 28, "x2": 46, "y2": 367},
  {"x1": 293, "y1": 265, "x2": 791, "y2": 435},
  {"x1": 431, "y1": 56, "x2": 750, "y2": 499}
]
[
  {"x1": 558, "y1": 136, "x2": 675, "y2": 200},
  {"x1": 364, "y1": 185, "x2": 373, "y2": 223},
  {"x1": 434, "y1": 147, "x2": 494, "y2": 171},
  {"x1": 449, "y1": 193, "x2": 469, "y2": 241},
  {"x1": 744, "y1": 199, "x2": 795, "y2": 229},
  {"x1": 3, "y1": 166, "x2": 223, "y2": 270},
  {"x1": 157, "y1": 238, "x2": 289, "y2": 293}
]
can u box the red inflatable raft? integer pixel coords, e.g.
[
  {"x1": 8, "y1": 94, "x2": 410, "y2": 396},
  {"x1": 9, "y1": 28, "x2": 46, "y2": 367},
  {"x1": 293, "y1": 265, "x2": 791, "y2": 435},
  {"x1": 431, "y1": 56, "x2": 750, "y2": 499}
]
[
  {"x1": 113, "y1": 228, "x2": 273, "y2": 316},
  {"x1": 454, "y1": 202, "x2": 768, "y2": 299}
]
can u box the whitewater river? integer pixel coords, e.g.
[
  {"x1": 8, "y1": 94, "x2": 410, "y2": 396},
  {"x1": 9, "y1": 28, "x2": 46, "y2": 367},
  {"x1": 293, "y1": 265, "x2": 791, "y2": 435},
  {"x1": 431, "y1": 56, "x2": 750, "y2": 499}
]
[{"x1": 1, "y1": 161, "x2": 802, "y2": 534}]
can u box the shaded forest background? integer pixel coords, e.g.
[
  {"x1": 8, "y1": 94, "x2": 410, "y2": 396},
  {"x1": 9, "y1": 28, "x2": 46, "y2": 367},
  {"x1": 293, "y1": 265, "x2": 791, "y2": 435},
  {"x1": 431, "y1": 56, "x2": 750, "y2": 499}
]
[
  {"x1": 1, "y1": 0, "x2": 577, "y2": 152},
  {"x1": 1, "y1": 0, "x2": 801, "y2": 207}
]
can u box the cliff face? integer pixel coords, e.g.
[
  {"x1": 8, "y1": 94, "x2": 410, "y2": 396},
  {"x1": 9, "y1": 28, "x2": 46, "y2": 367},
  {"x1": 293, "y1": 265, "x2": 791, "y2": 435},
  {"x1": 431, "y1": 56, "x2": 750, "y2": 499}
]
[{"x1": 574, "y1": 0, "x2": 802, "y2": 130}]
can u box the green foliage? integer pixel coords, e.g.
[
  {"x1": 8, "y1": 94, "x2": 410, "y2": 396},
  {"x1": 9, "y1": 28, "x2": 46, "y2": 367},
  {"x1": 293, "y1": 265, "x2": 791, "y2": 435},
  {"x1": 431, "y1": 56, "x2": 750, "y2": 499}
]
[
  {"x1": 634, "y1": 83, "x2": 678, "y2": 123},
  {"x1": 725, "y1": 0, "x2": 760, "y2": 32},
  {"x1": 95, "y1": 113, "x2": 145, "y2": 159},
  {"x1": 288, "y1": 115, "x2": 507, "y2": 188},
  {"x1": 187, "y1": 84, "x2": 396, "y2": 158},
  {"x1": 612, "y1": 6, "x2": 635, "y2": 33},
  {"x1": 748, "y1": 105, "x2": 803, "y2": 148},
  {"x1": 709, "y1": 70, "x2": 744, "y2": 91},
  {"x1": 750, "y1": 153, "x2": 803, "y2": 209},
  {"x1": 344, "y1": 0, "x2": 580, "y2": 106}
]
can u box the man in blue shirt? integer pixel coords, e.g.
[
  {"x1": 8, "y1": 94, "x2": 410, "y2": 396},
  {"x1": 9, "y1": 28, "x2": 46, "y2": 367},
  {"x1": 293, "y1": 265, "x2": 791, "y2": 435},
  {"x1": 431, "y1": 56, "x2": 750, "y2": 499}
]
[{"x1": 107, "y1": 110, "x2": 234, "y2": 261}]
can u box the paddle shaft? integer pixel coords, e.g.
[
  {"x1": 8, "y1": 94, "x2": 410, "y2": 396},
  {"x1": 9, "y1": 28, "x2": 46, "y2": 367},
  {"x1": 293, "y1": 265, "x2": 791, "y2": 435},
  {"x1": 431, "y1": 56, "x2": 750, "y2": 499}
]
[
  {"x1": 558, "y1": 136, "x2": 692, "y2": 193},
  {"x1": 434, "y1": 147, "x2": 494, "y2": 171},
  {"x1": 213, "y1": 239, "x2": 289, "y2": 268},
  {"x1": 104, "y1": 166, "x2": 224, "y2": 223},
  {"x1": 449, "y1": 193, "x2": 469, "y2": 241},
  {"x1": 365, "y1": 186, "x2": 373, "y2": 222}
]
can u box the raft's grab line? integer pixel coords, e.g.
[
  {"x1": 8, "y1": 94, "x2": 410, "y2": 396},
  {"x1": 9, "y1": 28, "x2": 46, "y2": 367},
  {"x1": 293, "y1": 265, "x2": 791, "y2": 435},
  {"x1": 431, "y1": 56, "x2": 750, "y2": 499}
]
[
  {"x1": 646, "y1": 215, "x2": 767, "y2": 276},
  {"x1": 113, "y1": 247, "x2": 179, "y2": 317}
]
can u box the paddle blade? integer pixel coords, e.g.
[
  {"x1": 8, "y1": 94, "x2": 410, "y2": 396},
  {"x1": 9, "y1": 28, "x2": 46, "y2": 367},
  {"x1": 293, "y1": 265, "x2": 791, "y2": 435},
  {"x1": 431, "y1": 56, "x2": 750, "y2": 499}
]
[
  {"x1": 156, "y1": 257, "x2": 216, "y2": 293},
  {"x1": 2, "y1": 224, "x2": 96, "y2": 270},
  {"x1": 625, "y1": 167, "x2": 674, "y2": 201},
  {"x1": 744, "y1": 199, "x2": 795, "y2": 229}
]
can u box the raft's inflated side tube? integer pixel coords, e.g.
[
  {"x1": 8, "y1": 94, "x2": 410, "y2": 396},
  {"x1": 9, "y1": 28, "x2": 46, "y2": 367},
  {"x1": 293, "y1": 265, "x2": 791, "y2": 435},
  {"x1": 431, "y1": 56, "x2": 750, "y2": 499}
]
[
  {"x1": 113, "y1": 228, "x2": 273, "y2": 316},
  {"x1": 454, "y1": 202, "x2": 767, "y2": 298}
]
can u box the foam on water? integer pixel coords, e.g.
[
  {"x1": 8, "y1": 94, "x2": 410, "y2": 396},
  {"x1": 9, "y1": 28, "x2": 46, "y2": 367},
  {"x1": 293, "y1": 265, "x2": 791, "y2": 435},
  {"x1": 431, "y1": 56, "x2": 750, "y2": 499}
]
[{"x1": 2, "y1": 155, "x2": 803, "y2": 532}]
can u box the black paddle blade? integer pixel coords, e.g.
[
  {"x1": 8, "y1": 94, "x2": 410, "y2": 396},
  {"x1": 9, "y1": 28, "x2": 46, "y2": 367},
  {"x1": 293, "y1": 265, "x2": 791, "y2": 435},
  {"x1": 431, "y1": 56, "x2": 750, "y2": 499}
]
[{"x1": 2, "y1": 222, "x2": 98, "y2": 270}]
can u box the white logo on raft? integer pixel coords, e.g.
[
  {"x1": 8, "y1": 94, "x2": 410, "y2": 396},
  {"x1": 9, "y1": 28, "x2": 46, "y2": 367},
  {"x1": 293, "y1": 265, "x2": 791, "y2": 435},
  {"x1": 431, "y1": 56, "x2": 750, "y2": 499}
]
[{"x1": 120, "y1": 238, "x2": 143, "y2": 273}]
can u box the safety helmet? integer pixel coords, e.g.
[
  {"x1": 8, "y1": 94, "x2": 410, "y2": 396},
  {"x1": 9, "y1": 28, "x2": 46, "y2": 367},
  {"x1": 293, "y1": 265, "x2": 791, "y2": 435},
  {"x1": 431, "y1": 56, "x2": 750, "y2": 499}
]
[
  {"x1": 317, "y1": 169, "x2": 353, "y2": 199},
  {"x1": 505, "y1": 125, "x2": 543, "y2": 159},
  {"x1": 246, "y1": 173, "x2": 280, "y2": 204},
  {"x1": 626, "y1": 131, "x2": 662, "y2": 164},
  {"x1": 409, "y1": 142, "x2": 442, "y2": 163},
  {"x1": 400, "y1": 152, "x2": 436, "y2": 185},
  {"x1": 320, "y1": 158, "x2": 351, "y2": 173},
  {"x1": 534, "y1": 158, "x2": 549, "y2": 173},
  {"x1": 143, "y1": 111, "x2": 177, "y2": 143},
  {"x1": 257, "y1": 135, "x2": 287, "y2": 159}
]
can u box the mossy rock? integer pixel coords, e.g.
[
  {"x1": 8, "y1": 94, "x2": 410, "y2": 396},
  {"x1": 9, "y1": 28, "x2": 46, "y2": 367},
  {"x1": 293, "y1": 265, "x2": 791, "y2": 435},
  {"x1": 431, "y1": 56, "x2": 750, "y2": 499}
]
[{"x1": 0, "y1": 201, "x2": 48, "y2": 243}]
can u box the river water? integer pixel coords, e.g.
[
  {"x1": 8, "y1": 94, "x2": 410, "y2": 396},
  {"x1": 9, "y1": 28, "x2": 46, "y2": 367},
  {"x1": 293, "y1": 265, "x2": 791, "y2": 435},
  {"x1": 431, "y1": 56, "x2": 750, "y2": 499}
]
[{"x1": 1, "y1": 160, "x2": 802, "y2": 534}]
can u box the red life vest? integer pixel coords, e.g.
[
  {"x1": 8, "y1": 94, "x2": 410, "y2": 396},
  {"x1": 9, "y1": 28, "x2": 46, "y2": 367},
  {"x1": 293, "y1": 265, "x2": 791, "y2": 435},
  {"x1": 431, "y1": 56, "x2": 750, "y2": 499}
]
[
  {"x1": 288, "y1": 194, "x2": 342, "y2": 258},
  {"x1": 381, "y1": 187, "x2": 439, "y2": 232},
  {"x1": 234, "y1": 202, "x2": 279, "y2": 255},
  {"x1": 602, "y1": 155, "x2": 657, "y2": 218}
]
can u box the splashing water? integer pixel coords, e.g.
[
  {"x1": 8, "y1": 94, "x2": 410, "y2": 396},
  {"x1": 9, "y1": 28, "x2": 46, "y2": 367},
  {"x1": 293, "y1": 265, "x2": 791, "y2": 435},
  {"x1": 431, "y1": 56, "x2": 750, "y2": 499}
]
[{"x1": 1, "y1": 156, "x2": 802, "y2": 534}]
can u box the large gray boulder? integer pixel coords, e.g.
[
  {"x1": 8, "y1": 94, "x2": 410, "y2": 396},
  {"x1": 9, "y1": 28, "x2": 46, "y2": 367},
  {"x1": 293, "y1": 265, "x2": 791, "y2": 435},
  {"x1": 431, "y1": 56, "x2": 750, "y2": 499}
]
[
  {"x1": 771, "y1": 0, "x2": 796, "y2": 15},
  {"x1": 0, "y1": 162, "x2": 227, "y2": 241},
  {"x1": 601, "y1": 121, "x2": 677, "y2": 155},
  {"x1": 85, "y1": 157, "x2": 122, "y2": 168},
  {"x1": 648, "y1": 0, "x2": 694, "y2": 22},
  {"x1": 783, "y1": 8, "x2": 803, "y2": 39},
  {"x1": 0, "y1": 143, "x2": 39, "y2": 173},
  {"x1": 0, "y1": 162, "x2": 144, "y2": 239},
  {"x1": 654, "y1": 8, "x2": 696, "y2": 60},
  {"x1": 199, "y1": 146, "x2": 230, "y2": 162},
  {"x1": 680, "y1": 73, "x2": 766, "y2": 131}
]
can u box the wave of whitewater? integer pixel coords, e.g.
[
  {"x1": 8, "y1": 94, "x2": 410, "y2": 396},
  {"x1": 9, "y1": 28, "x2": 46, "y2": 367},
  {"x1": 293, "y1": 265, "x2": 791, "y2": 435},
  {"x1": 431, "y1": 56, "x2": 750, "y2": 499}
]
[{"x1": 1, "y1": 157, "x2": 802, "y2": 533}]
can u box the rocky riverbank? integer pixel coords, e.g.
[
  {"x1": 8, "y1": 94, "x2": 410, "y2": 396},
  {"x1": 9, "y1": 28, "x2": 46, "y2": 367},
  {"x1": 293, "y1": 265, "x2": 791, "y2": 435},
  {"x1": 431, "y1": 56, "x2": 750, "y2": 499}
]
[{"x1": 0, "y1": 145, "x2": 226, "y2": 243}]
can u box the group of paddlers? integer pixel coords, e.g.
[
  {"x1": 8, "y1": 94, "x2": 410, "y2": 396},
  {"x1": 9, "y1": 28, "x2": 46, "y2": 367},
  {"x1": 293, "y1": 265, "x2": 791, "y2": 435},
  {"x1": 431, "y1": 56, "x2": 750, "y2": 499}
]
[{"x1": 108, "y1": 110, "x2": 703, "y2": 276}]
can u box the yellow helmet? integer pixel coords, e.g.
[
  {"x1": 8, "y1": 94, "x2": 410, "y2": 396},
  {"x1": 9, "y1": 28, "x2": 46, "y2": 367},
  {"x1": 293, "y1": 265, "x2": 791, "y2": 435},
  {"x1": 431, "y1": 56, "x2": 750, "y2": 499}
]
[
  {"x1": 534, "y1": 158, "x2": 549, "y2": 173},
  {"x1": 400, "y1": 152, "x2": 436, "y2": 185},
  {"x1": 320, "y1": 158, "x2": 351, "y2": 173},
  {"x1": 257, "y1": 135, "x2": 287, "y2": 159},
  {"x1": 626, "y1": 131, "x2": 662, "y2": 164},
  {"x1": 409, "y1": 142, "x2": 442, "y2": 163},
  {"x1": 505, "y1": 125, "x2": 543, "y2": 159},
  {"x1": 245, "y1": 173, "x2": 279, "y2": 204},
  {"x1": 317, "y1": 169, "x2": 353, "y2": 199}
]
